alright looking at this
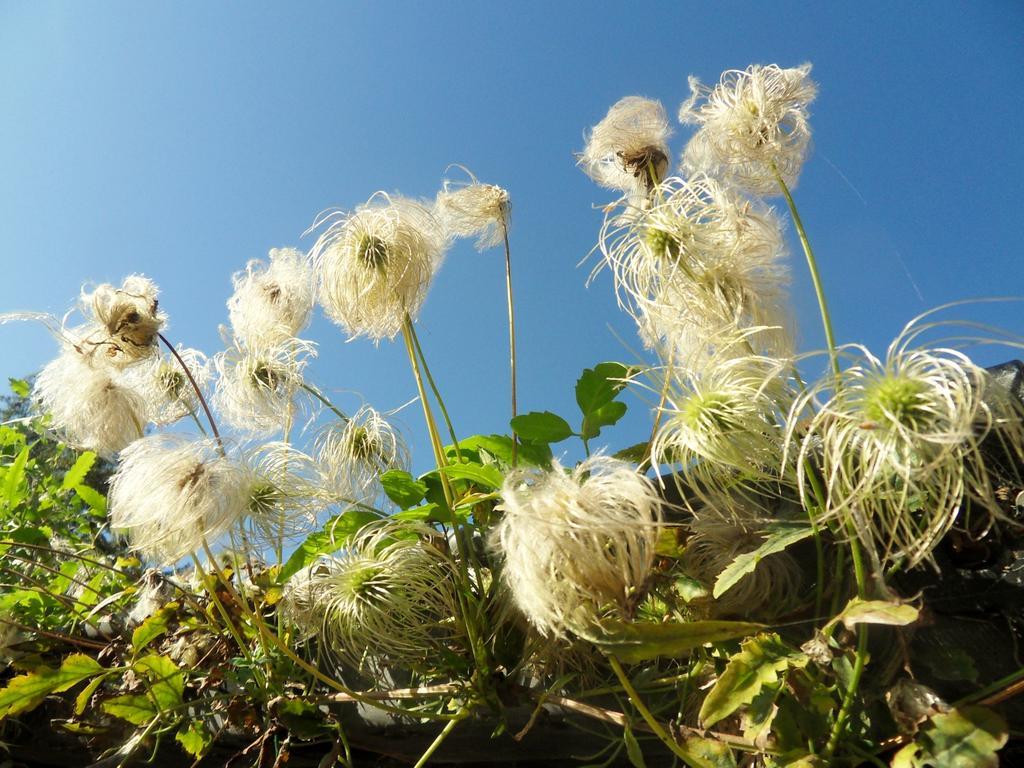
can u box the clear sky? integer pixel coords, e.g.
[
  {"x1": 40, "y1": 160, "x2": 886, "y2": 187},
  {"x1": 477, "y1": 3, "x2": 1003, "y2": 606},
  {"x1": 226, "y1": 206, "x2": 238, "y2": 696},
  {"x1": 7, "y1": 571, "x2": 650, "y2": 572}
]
[{"x1": 2, "y1": 2, "x2": 1022, "y2": 471}]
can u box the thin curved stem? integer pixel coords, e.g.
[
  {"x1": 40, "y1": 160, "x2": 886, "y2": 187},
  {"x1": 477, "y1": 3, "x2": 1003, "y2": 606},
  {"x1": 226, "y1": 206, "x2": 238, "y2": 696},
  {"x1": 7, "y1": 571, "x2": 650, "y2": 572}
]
[
  {"x1": 158, "y1": 333, "x2": 222, "y2": 447},
  {"x1": 501, "y1": 221, "x2": 519, "y2": 466},
  {"x1": 412, "y1": 707, "x2": 469, "y2": 768},
  {"x1": 300, "y1": 382, "x2": 349, "y2": 423},
  {"x1": 406, "y1": 318, "x2": 462, "y2": 463},
  {"x1": 771, "y1": 165, "x2": 840, "y2": 381}
]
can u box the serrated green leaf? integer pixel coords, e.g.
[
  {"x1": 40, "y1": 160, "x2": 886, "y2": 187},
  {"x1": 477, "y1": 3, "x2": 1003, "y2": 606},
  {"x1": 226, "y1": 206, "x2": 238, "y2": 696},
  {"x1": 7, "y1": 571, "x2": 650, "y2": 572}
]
[
  {"x1": 583, "y1": 619, "x2": 763, "y2": 663},
  {"x1": 0, "y1": 653, "x2": 104, "y2": 719},
  {"x1": 74, "y1": 484, "x2": 106, "y2": 515},
  {"x1": 61, "y1": 452, "x2": 96, "y2": 490},
  {"x1": 134, "y1": 654, "x2": 183, "y2": 710},
  {"x1": 380, "y1": 469, "x2": 429, "y2": 508},
  {"x1": 2, "y1": 446, "x2": 29, "y2": 508},
  {"x1": 103, "y1": 694, "x2": 158, "y2": 725},
  {"x1": 441, "y1": 461, "x2": 504, "y2": 489},
  {"x1": 699, "y1": 633, "x2": 807, "y2": 728},
  {"x1": 510, "y1": 411, "x2": 574, "y2": 444},
  {"x1": 713, "y1": 523, "x2": 814, "y2": 599},
  {"x1": 131, "y1": 604, "x2": 176, "y2": 652},
  {"x1": 279, "y1": 508, "x2": 381, "y2": 583},
  {"x1": 623, "y1": 724, "x2": 646, "y2": 768},
  {"x1": 176, "y1": 721, "x2": 211, "y2": 757}
]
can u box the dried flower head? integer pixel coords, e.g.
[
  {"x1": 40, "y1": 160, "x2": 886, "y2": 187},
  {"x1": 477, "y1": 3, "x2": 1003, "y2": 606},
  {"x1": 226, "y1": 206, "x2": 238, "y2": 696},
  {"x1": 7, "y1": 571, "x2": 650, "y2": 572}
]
[
  {"x1": 311, "y1": 193, "x2": 447, "y2": 341},
  {"x1": 213, "y1": 338, "x2": 314, "y2": 435},
  {"x1": 79, "y1": 275, "x2": 165, "y2": 366},
  {"x1": 790, "y1": 326, "x2": 1024, "y2": 569},
  {"x1": 490, "y1": 456, "x2": 662, "y2": 637},
  {"x1": 600, "y1": 175, "x2": 792, "y2": 359},
  {"x1": 680, "y1": 63, "x2": 817, "y2": 195},
  {"x1": 227, "y1": 247, "x2": 315, "y2": 346},
  {"x1": 109, "y1": 435, "x2": 255, "y2": 565},
  {"x1": 312, "y1": 522, "x2": 460, "y2": 672},
  {"x1": 435, "y1": 168, "x2": 511, "y2": 251},
  {"x1": 33, "y1": 346, "x2": 146, "y2": 458},
  {"x1": 315, "y1": 405, "x2": 410, "y2": 504},
  {"x1": 580, "y1": 97, "x2": 672, "y2": 194}
]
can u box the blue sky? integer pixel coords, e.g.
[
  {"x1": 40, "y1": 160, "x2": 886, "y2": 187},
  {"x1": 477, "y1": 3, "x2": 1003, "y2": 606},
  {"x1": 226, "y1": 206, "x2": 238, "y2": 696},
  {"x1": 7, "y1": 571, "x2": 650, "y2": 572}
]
[{"x1": 1, "y1": 2, "x2": 1022, "y2": 471}]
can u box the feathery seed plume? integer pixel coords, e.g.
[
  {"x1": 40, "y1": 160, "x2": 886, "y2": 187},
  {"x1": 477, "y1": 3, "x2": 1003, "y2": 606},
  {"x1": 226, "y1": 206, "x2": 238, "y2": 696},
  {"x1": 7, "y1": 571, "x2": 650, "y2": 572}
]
[
  {"x1": 315, "y1": 405, "x2": 410, "y2": 504},
  {"x1": 580, "y1": 97, "x2": 672, "y2": 194},
  {"x1": 435, "y1": 169, "x2": 511, "y2": 251},
  {"x1": 490, "y1": 456, "x2": 662, "y2": 638},
  {"x1": 227, "y1": 247, "x2": 315, "y2": 346}
]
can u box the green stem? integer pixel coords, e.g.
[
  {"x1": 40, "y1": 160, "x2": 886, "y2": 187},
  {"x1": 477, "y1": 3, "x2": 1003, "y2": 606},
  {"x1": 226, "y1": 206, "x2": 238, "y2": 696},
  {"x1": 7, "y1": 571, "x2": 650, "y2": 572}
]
[
  {"x1": 771, "y1": 165, "x2": 840, "y2": 381},
  {"x1": 412, "y1": 707, "x2": 469, "y2": 768},
  {"x1": 300, "y1": 382, "x2": 349, "y2": 423},
  {"x1": 406, "y1": 316, "x2": 462, "y2": 463},
  {"x1": 608, "y1": 656, "x2": 700, "y2": 767},
  {"x1": 401, "y1": 315, "x2": 455, "y2": 507},
  {"x1": 501, "y1": 221, "x2": 519, "y2": 466}
]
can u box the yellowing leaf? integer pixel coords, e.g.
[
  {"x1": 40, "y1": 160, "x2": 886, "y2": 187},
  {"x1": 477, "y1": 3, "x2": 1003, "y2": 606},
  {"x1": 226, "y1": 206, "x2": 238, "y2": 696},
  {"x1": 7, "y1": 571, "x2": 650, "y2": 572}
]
[
  {"x1": 176, "y1": 721, "x2": 211, "y2": 757},
  {"x1": 827, "y1": 597, "x2": 919, "y2": 632},
  {"x1": 103, "y1": 694, "x2": 158, "y2": 725},
  {"x1": 0, "y1": 653, "x2": 104, "y2": 720},
  {"x1": 131, "y1": 604, "x2": 177, "y2": 652},
  {"x1": 584, "y1": 619, "x2": 763, "y2": 664},
  {"x1": 134, "y1": 654, "x2": 184, "y2": 711},
  {"x1": 699, "y1": 633, "x2": 807, "y2": 728}
]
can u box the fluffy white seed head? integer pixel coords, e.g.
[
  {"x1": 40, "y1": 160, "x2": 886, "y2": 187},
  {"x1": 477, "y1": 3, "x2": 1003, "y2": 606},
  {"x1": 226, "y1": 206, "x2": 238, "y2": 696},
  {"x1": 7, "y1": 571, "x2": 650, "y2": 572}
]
[
  {"x1": 311, "y1": 522, "x2": 460, "y2": 672},
  {"x1": 79, "y1": 275, "x2": 165, "y2": 366},
  {"x1": 315, "y1": 405, "x2": 410, "y2": 504},
  {"x1": 311, "y1": 193, "x2": 447, "y2": 342},
  {"x1": 244, "y1": 441, "x2": 327, "y2": 545},
  {"x1": 680, "y1": 63, "x2": 817, "y2": 195},
  {"x1": 490, "y1": 456, "x2": 662, "y2": 638},
  {"x1": 580, "y1": 97, "x2": 672, "y2": 194},
  {"x1": 126, "y1": 346, "x2": 210, "y2": 427},
  {"x1": 33, "y1": 346, "x2": 146, "y2": 458},
  {"x1": 789, "y1": 328, "x2": 1023, "y2": 569},
  {"x1": 652, "y1": 349, "x2": 795, "y2": 504},
  {"x1": 227, "y1": 247, "x2": 315, "y2": 346},
  {"x1": 599, "y1": 175, "x2": 792, "y2": 360},
  {"x1": 109, "y1": 435, "x2": 255, "y2": 566},
  {"x1": 212, "y1": 339, "x2": 314, "y2": 436},
  {"x1": 435, "y1": 170, "x2": 511, "y2": 251}
]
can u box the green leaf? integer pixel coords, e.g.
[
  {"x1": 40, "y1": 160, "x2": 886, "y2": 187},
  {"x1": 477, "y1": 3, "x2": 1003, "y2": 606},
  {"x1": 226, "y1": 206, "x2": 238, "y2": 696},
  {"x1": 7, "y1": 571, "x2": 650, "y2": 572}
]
[
  {"x1": 511, "y1": 411, "x2": 574, "y2": 444},
  {"x1": 380, "y1": 469, "x2": 429, "y2": 508},
  {"x1": 131, "y1": 604, "x2": 176, "y2": 652},
  {"x1": 826, "y1": 597, "x2": 919, "y2": 632},
  {"x1": 2, "y1": 446, "x2": 29, "y2": 508},
  {"x1": 582, "y1": 400, "x2": 628, "y2": 441},
  {"x1": 134, "y1": 654, "x2": 184, "y2": 710},
  {"x1": 394, "y1": 502, "x2": 458, "y2": 524},
  {"x1": 455, "y1": 434, "x2": 552, "y2": 467},
  {"x1": 441, "y1": 461, "x2": 504, "y2": 489},
  {"x1": 8, "y1": 378, "x2": 30, "y2": 398},
  {"x1": 582, "y1": 619, "x2": 763, "y2": 664},
  {"x1": 623, "y1": 724, "x2": 646, "y2": 768},
  {"x1": 279, "y1": 508, "x2": 381, "y2": 583},
  {"x1": 61, "y1": 451, "x2": 97, "y2": 490},
  {"x1": 893, "y1": 706, "x2": 1007, "y2": 768},
  {"x1": 74, "y1": 484, "x2": 107, "y2": 515},
  {"x1": 74, "y1": 673, "x2": 109, "y2": 715},
  {"x1": 0, "y1": 653, "x2": 104, "y2": 719},
  {"x1": 576, "y1": 362, "x2": 631, "y2": 414},
  {"x1": 613, "y1": 441, "x2": 651, "y2": 464},
  {"x1": 699, "y1": 633, "x2": 807, "y2": 728},
  {"x1": 176, "y1": 721, "x2": 211, "y2": 757},
  {"x1": 103, "y1": 694, "x2": 158, "y2": 725},
  {"x1": 712, "y1": 523, "x2": 814, "y2": 599}
]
